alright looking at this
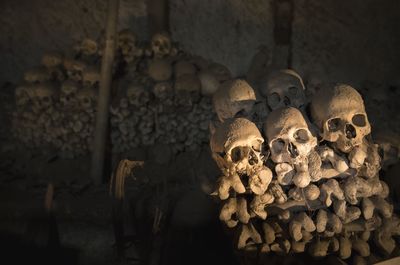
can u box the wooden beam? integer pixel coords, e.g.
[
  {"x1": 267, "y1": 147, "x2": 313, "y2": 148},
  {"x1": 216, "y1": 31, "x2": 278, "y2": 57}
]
[{"x1": 91, "y1": 0, "x2": 119, "y2": 185}]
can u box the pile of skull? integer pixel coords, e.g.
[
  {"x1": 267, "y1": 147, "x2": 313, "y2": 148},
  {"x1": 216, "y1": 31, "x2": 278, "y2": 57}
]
[
  {"x1": 12, "y1": 37, "x2": 101, "y2": 158},
  {"x1": 109, "y1": 31, "x2": 229, "y2": 153},
  {"x1": 12, "y1": 29, "x2": 228, "y2": 157},
  {"x1": 210, "y1": 70, "x2": 399, "y2": 264}
]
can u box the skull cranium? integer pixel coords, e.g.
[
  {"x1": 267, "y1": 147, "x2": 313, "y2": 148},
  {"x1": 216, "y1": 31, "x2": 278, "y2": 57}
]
[
  {"x1": 77, "y1": 87, "x2": 98, "y2": 112},
  {"x1": 151, "y1": 32, "x2": 172, "y2": 58},
  {"x1": 261, "y1": 69, "x2": 306, "y2": 110},
  {"x1": 210, "y1": 118, "x2": 264, "y2": 176},
  {"x1": 31, "y1": 82, "x2": 56, "y2": 110},
  {"x1": 212, "y1": 79, "x2": 256, "y2": 122},
  {"x1": 310, "y1": 84, "x2": 371, "y2": 153},
  {"x1": 264, "y1": 107, "x2": 317, "y2": 164},
  {"x1": 60, "y1": 80, "x2": 81, "y2": 108},
  {"x1": 126, "y1": 83, "x2": 150, "y2": 107}
]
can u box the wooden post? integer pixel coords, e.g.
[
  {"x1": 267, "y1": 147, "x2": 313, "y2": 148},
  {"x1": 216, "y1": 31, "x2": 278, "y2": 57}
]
[{"x1": 91, "y1": 0, "x2": 119, "y2": 185}]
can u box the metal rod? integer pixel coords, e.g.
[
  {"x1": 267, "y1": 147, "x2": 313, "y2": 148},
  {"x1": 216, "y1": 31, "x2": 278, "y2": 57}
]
[{"x1": 91, "y1": 0, "x2": 119, "y2": 185}]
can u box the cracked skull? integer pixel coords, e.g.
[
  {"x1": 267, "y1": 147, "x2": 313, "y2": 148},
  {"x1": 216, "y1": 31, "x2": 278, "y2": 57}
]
[
  {"x1": 264, "y1": 107, "x2": 317, "y2": 164},
  {"x1": 262, "y1": 69, "x2": 306, "y2": 110},
  {"x1": 310, "y1": 84, "x2": 371, "y2": 153},
  {"x1": 210, "y1": 118, "x2": 264, "y2": 175},
  {"x1": 212, "y1": 79, "x2": 257, "y2": 122}
]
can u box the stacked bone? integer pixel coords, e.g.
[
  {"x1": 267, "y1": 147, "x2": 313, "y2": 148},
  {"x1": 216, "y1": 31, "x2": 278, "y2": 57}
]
[
  {"x1": 12, "y1": 29, "x2": 230, "y2": 156},
  {"x1": 109, "y1": 31, "x2": 229, "y2": 153},
  {"x1": 210, "y1": 70, "x2": 400, "y2": 264},
  {"x1": 12, "y1": 37, "x2": 102, "y2": 158}
]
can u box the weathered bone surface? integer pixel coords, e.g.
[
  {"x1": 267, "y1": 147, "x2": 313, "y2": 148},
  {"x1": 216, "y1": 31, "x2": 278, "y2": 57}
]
[
  {"x1": 212, "y1": 79, "x2": 257, "y2": 122},
  {"x1": 264, "y1": 107, "x2": 317, "y2": 165},
  {"x1": 310, "y1": 84, "x2": 371, "y2": 153},
  {"x1": 261, "y1": 69, "x2": 306, "y2": 110}
]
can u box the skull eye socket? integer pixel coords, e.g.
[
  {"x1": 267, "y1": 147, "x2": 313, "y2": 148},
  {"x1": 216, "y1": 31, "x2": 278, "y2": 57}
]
[
  {"x1": 43, "y1": 96, "x2": 50, "y2": 103},
  {"x1": 267, "y1": 93, "x2": 280, "y2": 107},
  {"x1": 271, "y1": 138, "x2": 285, "y2": 153},
  {"x1": 293, "y1": 129, "x2": 310, "y2": 143},
  {"x1": 83, "y1": 98, "x2": 90, "y2": 104},
  {"x1": 352, "y1": 114, "x2": 367, "y2": 127},
  {"x1": 288, "y1": 86, "x2": 299, "y2": 95},
  {"x1": 251, "y1": 140, "x2": 262, "y2": 152},
  {"x1": 327, "y1": 118, "x2": 341, "y2": 132},
  {"x1": 230, "y1": 146, "x2": 244, "y2": 163}
]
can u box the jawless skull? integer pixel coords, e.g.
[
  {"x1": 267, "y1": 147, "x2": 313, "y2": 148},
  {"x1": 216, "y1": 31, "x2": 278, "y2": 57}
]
[
  {"x1": 60, "y1": 80, "x2": 81, "y2": 108},
  {"x1": 126, "y1": 83, "x2": 150, "y2": 107},
  {"x1": 212, "y1": 79, "x2": 257, "y2": 122},
  {"x1": 151, "y1": 32, "x2": 172, "y2": 58},
  {"x1": 262, "y1": 69, "x2": 306, "y2": 110},
  {"x1": 264, "y1": 107, "x2": 317, "y2": 164},
  {"x1": 310, "y1": 84, "x2": 371, "y2": 153},
  {"x1": 210, "y1": 118, "x2": 264, "y2": 176},
  {"x1": 32, "y1": 83, "x2": 56, "y2": 109},
  {"x1": 77, "y1": 87, "x2": 98, "y2": 111}
]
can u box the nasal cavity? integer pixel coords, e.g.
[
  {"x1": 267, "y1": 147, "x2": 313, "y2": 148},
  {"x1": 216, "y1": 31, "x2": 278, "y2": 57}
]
[
  {"x1": 288, "y1": 142, "x2": 299, "y2": 158},
  {"x1": 345, "y1": 124, "x2": 357, "y2": 139}
]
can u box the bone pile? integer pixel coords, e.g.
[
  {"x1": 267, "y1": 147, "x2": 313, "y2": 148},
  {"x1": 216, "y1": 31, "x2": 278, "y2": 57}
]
[
  {"x1": 12, "y1": 30, "x2": 229, "y2": 156},
  {"x1": 210, "y1": 70, "x2": 399, "y2": 264},
  {"x1": 109, "y1": 31, "x2": 228, "y2": 154},
  {"x1": 12, "y1": 38, "x2": 101, "y2": 158}
]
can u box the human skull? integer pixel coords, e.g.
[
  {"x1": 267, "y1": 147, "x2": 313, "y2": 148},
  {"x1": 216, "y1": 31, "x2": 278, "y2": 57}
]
[
  {"x1": 31, "y1": 82, "x2": 56, "y2": 109},
  {"x1": 153, "y1": 81, "x2": 173, "y2": 101},
  {"x1": 261, "y1": 69, "x2": 306, "y2": 110},
  {"x1": 24, "y1": 66, "x2": 51, "y2": 83},
  {"x1": 151, "y1": 32, "x2": 172, "y2": 58},
  {"x1": 15, "y1": 83, "x2": 34, "y2": 107},
  {"x1": 118, "y1": 29, "x2": 142, "y2": 62},
  {"x1": 148, "y1": 59, "x2": 173, "y2": 82},
  {"x1": 264, "y1": 107, "x2": 317, "y2": 164},
  {"x1": 41, "y1": 52, "x2": 64, "y2": 68},
  {"x1": 82, "y1": 66, "x2": 101, "y2": 87},
  {"x1": 77, "y1": 87, "x2": 98, "y2": 111},
  {"x1": 210, "y1": 118, "x2": 264, "y2": 175},
  {"x1": 174, "y1": 74, "x2": 202, "y2": 108},
  {"x1": 63, "y1": 58, "x2": 87, "y2": 82},
  {"x1": 60, "y1": 80, "x2": 81, "y2": 108},
  {"x1": 76, "y1": 38, "x2": 98, "y2": 56},
  {"x1": 212, "y1": 79, "x2": 257, "y2": 122},
  {"x1": 208, "y1": 63, "x2": 232, "y2": 83},
  {"x1": 310, "y1": 84, "x2": 371, "y2": 153},
  {"x1": 126, "y1": 83, "x2": 150, "y2": 107}
]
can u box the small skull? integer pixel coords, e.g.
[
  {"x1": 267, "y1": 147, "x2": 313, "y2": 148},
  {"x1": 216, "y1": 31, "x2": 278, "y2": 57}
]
[
  {"x1": 32, "y1": 83, "x2": 56, "y2": 110},
  {"x1": 261, "y1": 69, "x2": 306, "y2": 110},
  {"x1": 153, "y1": 81, "x2": 173, "y2": 101},
  {"x1": 151, "y1": 32, "x2": 172, "y2": 58},
  {"x1": 77, "y1": 87, "x2": 98, "y2": 111},
  {"x1": 63, "y1": 58, "x2": 87, "y2": 82},
  {"x1": 15, "y1": 83, "x2": 34, "y2": 107},
  {"x1": 210, "y1": 118, "x2": 264, "y2": 176},
  {"x1": 212, "y1": 79, "x2": 256, "y2": 122},
  {"x1": 208, "y1": 63, "x2": 232, "y2": 83},
  {"x1": 310, "y1": 84, "x2": 371, "y2": 153},
  {"x1": 126, "y1": 83, "x2": 150, "y2": 107},
  {"x1": 76, "y1": 38, "x2": 99, "y2": 56},
  {"x1": 82, "y1": 66, "x2": 101, "y2": 87},
  {"x1": 118, "y1": 29, "x2": 142, "y2": 62},
  {"x1": 264, "y1": 107, "x2": 317, "y2": 164},
  {"x1": 60, "y1": 80, "x2": 81, "y2": 108},
  {"x1": 24, "y1": 66, "x2": 51, "y2": 83},
  {"x1": 41, "y1": 52, "x2": 64, "y2": 68},
  {"x1": 174, "y1": 74, "x2": 202, "y2": 109}
]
